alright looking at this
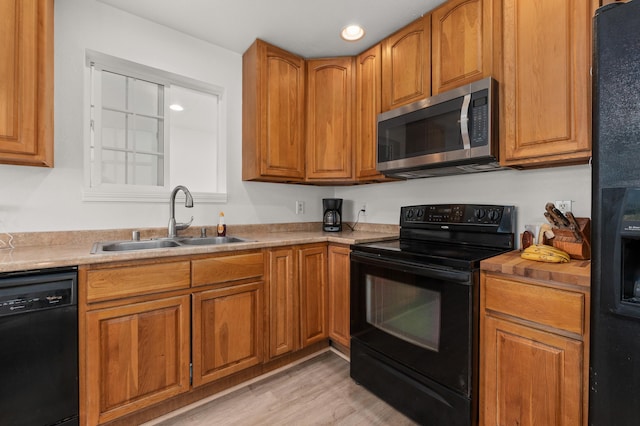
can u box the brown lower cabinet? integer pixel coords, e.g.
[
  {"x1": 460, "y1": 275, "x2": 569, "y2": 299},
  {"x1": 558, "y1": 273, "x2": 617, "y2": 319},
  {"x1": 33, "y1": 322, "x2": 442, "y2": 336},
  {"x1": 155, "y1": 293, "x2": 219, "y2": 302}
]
[
  {"x1": 267, "y1": 244, "x2": 330, "y2": 358},
  {"x1": 268, "y1": 247, "x2": 299, "y2": 358},
  {"x1": 81, "y1": 258, "x2": 192, "y2": 426},
  {"x1": 80, "y1": 253, "x2": 267, "y2": 425},
  {"x1": 80, "y1": 245, "x2": 341, "y2": 425},
  {"x1": 298, "y1": 244, "x2": 329, "y2": 346},
  {"x1": 327, "y1": 244, "x2": 351, "y2": 348},
  {"x1": 192, "y1": 282, "x2": 264, "y2": 387},
  {"x1": 84, "y1": 296, "x2": 191, "y2": 425},
  {"x1": 480, "y1": 269, "x2": 590, "y2": 426}
]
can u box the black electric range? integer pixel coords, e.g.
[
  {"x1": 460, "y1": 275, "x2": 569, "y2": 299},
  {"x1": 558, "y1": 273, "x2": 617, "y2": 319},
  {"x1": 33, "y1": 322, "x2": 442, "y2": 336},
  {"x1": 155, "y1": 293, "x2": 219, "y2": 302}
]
[{"x1": 349, "y1": 203, "x2": 516, "y2": 426}]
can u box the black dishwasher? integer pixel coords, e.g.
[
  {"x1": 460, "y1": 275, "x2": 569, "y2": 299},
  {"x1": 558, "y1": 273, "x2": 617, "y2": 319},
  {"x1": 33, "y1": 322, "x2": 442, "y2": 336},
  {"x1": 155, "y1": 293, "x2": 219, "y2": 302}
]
[{"x1": 0, "y1": 267, "x2": 79, "y2": 426}]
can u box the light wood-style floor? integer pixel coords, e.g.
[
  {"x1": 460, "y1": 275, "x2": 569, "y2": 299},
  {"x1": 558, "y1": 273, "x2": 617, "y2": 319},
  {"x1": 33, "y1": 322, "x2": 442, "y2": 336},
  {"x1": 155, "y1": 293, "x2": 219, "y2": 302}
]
[{"x1": 149, "y1": 350, "x2": 418, "y2": 425}]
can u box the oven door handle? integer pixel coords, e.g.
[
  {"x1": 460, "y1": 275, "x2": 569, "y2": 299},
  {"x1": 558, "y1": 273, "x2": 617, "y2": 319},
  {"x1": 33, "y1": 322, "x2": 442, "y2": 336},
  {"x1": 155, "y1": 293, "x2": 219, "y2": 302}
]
[{"x1": 351, "y1": 252, "x2": 472, "y2": 284}]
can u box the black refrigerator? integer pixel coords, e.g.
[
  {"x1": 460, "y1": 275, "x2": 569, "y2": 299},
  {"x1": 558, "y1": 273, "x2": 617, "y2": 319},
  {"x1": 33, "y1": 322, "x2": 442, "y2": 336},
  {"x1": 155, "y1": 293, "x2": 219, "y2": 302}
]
[{"x1": 591, "y1": 1, "x2": 640, "y2": 425}]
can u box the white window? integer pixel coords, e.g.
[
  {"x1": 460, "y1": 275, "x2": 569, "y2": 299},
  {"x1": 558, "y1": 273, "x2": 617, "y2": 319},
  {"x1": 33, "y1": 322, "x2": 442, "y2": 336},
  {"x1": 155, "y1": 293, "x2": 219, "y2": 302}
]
[{"x1": 84, "y1": 50, "x2": 227, "y2": 203}]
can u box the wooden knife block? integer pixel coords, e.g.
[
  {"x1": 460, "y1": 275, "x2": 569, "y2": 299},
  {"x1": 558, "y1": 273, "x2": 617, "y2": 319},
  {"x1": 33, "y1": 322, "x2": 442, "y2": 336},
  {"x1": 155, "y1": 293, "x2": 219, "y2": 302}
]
[{"x1": 543, "y1": 217, "x2": 591, "y2": 260}]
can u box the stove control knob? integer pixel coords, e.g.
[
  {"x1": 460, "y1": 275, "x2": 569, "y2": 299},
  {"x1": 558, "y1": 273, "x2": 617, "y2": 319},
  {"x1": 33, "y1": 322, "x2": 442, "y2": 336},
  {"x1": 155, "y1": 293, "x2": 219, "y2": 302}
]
[
  {"x1": 474, "y1": 208, "x2": 486, "y2": 220},
  {"x1": 417, "y1": 208, "x2": 425, "y2": 218},
  {"x1": 488, "y1": 209, "x2": 501, "y2": 222},
  {"x1": 406, "y1": 209, "x2": 415, "y2": 219}
]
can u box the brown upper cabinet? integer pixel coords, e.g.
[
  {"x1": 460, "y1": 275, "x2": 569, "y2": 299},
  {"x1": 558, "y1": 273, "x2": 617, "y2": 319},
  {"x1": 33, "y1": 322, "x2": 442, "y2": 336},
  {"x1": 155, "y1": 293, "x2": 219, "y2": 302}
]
[
  {"x1": 381, "y1": 16, "x2": 432, "y2": 112},
  {"x1": 305, "y1": 57, "x2": 356, "y2": 183},
  {"x1": 355, "y1": 43, "x2": 395, "y2": 182},
  {"x1": 431, "y1": 0, "x2": 494, "y2": 95},
  {"x1": 242, "y1": 0, "x2": 597, "y2": 184},
  {"x1": 242, "y1": 39, "x2": 306, "y2": 182},
  {"x1": 0, "y1": 0, "x2": 54, "y2": 167},
  {"x1": 496, "y1": 0, "x2": 593, "y2": 168}
]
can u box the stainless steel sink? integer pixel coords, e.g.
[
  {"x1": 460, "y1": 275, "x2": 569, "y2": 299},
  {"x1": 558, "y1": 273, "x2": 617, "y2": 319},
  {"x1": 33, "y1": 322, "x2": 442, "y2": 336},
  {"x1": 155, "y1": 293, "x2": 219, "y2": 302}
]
[
  {"x1": 176, "y1": 236, "x2": 251, "y2": 246},
  {"x1": 94, "y1": 239, "x2": 181, "y2": 252},
  {"x1": 91, "y1": 235, "x2": 253, "y2": 253}
]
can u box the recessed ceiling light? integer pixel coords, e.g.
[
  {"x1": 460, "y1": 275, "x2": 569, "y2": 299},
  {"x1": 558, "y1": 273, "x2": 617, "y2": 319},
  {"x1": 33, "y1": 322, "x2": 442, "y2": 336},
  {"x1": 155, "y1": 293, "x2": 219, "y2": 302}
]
[
  {"x1": 169, "y1": 104, "x2": 184, "y2": 112},
  {"x1": 340, "y1": 24, "x2": 365, "y2": 42}
]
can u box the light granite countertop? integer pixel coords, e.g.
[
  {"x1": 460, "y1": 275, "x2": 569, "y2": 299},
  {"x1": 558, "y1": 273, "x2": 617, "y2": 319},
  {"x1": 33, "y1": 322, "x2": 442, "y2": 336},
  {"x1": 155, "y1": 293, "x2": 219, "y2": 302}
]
[{"x1": 0, "y1": 222, "x2": 398, "y2": 273}]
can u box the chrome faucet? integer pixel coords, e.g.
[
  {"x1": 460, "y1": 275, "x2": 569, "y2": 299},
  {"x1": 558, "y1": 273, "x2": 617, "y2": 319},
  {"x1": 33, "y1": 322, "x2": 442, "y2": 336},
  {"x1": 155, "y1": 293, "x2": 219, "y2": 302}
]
[{"x1": 168, "y1": 185, "x2": 194, "y2": 238}]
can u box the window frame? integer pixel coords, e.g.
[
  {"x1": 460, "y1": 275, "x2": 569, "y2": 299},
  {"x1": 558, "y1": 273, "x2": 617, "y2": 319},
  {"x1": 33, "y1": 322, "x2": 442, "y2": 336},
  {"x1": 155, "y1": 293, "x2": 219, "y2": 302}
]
[{"x1": 83, "y1": 50, "x2": 227, "y2": 203}]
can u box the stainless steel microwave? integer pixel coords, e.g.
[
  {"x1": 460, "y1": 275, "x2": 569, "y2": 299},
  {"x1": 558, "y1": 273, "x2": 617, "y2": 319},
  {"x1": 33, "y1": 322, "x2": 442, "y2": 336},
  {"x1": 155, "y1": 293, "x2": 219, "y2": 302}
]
[{"x1": 377, "y1": 77, "x2": 506, "y2": 178}]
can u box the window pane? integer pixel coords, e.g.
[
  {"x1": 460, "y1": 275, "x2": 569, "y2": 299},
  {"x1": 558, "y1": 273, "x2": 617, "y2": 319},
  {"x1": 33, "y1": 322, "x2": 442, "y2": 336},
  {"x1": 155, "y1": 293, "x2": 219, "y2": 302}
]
[
  {"x1": 102, "y1": 71, "x2": 127, "y2": 110},
  {"x1": 134, "y1": 116, "x2": 163, "y2": 153},
  {"x1": 170, "y1": 85, "x2": 218, "y2": 192},
  {"x1": 132, "y1": 78, "x2": 161, "y2": 116},
  {"x1": 101, "y1": 110, "x2": 127, "y2": 149},
  {"x1": 101, "y1": 150, "x2": 126, "y2": 184},
  {"x1": 129, "y1": 153, "x2": 163, "y2": 186}
]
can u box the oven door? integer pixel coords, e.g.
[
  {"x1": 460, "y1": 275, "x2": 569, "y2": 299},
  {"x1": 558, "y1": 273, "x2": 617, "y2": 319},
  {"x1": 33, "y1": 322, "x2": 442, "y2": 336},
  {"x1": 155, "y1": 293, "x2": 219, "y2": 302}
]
[{"x1": 350, "y1": 250, "x2": 475, "y2": 396}]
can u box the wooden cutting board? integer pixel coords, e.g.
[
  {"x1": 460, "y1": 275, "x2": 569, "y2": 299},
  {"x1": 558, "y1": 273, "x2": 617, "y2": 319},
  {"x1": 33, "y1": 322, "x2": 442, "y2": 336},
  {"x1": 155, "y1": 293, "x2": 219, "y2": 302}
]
[{"x1": 481, "y1": 250, "x2": 590, "y2": 288}]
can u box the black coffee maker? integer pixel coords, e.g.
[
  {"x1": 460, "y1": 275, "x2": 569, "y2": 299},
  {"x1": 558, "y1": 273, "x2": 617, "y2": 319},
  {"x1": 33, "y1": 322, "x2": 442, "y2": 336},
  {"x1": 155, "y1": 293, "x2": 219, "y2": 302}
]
[{"x1": 322, "y1": 198, "x2": 343, "y2": 232}]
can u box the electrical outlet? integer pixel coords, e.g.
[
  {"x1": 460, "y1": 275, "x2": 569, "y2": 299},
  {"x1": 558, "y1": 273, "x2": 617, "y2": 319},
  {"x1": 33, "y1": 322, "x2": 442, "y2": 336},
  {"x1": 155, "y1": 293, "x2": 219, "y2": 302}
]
[
  {"x1": 555, "y1": 200, "x2": 572, "y2": 214},
  {"x1": 295, "y1": 200, "x2": 305, "y2": 215},
  {"x1": 361, "y1": 203, "x2": 367, "y2": 216}
]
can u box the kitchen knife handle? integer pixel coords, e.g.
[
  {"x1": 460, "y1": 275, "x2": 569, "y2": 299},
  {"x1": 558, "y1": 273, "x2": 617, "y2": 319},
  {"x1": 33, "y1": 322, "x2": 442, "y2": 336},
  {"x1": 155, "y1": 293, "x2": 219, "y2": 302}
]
[
  {"x1": 545, "y1": 202, "x2": 570, "y2": 227},
  {"x1": 565, "y1": 212, "x2": 583, "y2": 242},
  {"x1": 544, "y1": 211, "x2": 559, "y2": 227}
]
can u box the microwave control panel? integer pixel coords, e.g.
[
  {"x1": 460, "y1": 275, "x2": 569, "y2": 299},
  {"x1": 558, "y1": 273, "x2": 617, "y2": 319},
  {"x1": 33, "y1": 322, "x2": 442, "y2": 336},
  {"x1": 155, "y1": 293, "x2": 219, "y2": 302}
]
[{"x1": 470, "y1": 91, "x2": 489, "y2": 147}]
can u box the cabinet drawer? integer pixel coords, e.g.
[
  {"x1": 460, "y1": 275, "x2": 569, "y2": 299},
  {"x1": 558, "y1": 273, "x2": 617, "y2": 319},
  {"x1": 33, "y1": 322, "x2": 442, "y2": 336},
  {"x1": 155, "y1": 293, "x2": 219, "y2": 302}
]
[
  {"x1": 86, "y1": 261, "x2": 191, "y2": 303},
  {"x1": 484, "y1": 276, "x2": 585, "y2": 336},
  {"x1": 192, "y1": 252, "x2": 264, "y2": 287}
]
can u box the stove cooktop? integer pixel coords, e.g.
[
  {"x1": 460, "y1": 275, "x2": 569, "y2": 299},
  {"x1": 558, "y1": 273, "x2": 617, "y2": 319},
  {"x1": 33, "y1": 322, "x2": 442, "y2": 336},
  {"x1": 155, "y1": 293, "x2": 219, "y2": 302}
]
[
  {"x1": 351, "y1": 239, "x2": 511, "y2": 270},
  {"x1": 352, "y1": 203, "x2": 517, "y2": 270}
]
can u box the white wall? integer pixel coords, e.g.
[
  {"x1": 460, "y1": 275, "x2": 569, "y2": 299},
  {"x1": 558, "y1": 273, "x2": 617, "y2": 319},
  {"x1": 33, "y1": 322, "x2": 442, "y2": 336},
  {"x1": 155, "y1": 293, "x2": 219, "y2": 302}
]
[
  {"x1": 0, "y1": 0, "x2": 332, "y2": 233},
  {"x1": 337, "y1": 164, "x2": 592, "y2": 237},
  {"x1": 0, "y1": 0, "x2": 592, "y2": 236}
]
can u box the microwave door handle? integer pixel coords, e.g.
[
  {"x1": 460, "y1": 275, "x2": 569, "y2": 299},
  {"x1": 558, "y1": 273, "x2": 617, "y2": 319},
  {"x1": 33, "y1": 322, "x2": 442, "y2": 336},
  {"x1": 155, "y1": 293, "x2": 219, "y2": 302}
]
[{"x1": 460, "y1": 94, "x2": 471, "y2": 150}]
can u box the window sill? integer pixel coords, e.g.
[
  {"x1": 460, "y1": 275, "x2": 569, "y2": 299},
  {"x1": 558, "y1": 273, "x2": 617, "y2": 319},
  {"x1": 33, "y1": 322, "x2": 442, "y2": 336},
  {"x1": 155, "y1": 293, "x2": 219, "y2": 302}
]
[{"x1": 82, "y1": 190, "x2": 227, "y2": 204}]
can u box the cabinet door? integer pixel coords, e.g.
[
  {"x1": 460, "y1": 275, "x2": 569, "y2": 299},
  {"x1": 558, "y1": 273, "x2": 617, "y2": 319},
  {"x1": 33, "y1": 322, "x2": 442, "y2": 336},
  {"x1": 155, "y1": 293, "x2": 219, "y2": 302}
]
[
  {"x1": 381, "y1": 16, "x2": 431, "y2": 111},
  {"x1": 242, "y1": 39, "x2": 305, "y2": 181},
  {"x1": 431, "y1": 0, "x2": 492, "y2": 94},
  {"x1": 481, "y1": 316, "x2": 583, "y2": 426},
  {"x1": 299, "y1": 245, "x2": 328, "y2": 347},
  {"x1": 498, "y1": 0, "x2": 591, "y2": 167},
  {"x1": 268, "y1": 248, "x2": 299, "y2": 358},
  {"x1": 192, "y1": 282, "x2": 264, "y2": 386},
  {"x1": 327, "y1": 245, "x2": 350, "y2": 348},
  {"x1": 0, "y1": 0, "x2": 53, "y2": 167},
  {"x1": 355, "y1": 44, "x2": 389, "y2": 182},
  {"x1": 306, "y1": 57, "x2": 355, "y2": 181},
  {"x1": 85, "y1": 296, "x2": 191, "y2": 425}
]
